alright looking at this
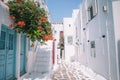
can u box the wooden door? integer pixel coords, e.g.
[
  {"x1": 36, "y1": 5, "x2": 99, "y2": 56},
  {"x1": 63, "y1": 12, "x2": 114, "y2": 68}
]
[
  {"x1": 0, "y1": 24, "x2": 16, "y2": 80},
  {"x1": 20, "y1": 33, "x2": 26, "y2": 76}
]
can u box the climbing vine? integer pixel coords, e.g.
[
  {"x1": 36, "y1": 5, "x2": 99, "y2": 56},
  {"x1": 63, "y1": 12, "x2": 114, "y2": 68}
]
[{"x1": 7, "y1": 0, "x2": 52, "y2": 42}]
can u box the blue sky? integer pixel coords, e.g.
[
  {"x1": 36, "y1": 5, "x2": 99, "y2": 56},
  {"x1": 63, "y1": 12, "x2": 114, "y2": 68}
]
[{"x1": 45, "y1": 0, "x2": 82, "y2": 22}]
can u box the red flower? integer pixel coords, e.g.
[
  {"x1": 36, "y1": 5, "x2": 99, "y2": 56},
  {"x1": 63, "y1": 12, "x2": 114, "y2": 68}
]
[
  {"x1": 16, "y1": 1, "x2": 22, "y2": 4},
  {"x1": 42, "y1": 35, "x2": 49, "y2": 41},
  {"x1": 17, "y1": 21, "x2": 25, "y2": 26},
  {"x1": 47, "y1": 34, "x2": 53, "y2": 40},
  {"x1": 32, "y1": 3, "x2": 36, "y2": 6},
  {"x1": 41, "y1": 17, "x2": 47, "y2": 21},
  {"x1": 10, "y1": 15, "x2": 15, "y2": 20},
  {"x1": 38, "y1": 27, "x2": 42, "y2": 32},
  {"x1": 42, "y1": 34, "x2": 52, "y2": 41},
  {"x1": 9, "y1": 24, "x2": 13, "y2": 28}
]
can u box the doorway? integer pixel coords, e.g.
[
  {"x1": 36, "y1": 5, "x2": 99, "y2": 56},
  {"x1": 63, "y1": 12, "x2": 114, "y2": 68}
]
[
  {"x1": 0, "y1": 24, "x2": 16, "y2": 80},
  {"x1": 20, "y1": 33, "x2": 26, "y2": 76}
]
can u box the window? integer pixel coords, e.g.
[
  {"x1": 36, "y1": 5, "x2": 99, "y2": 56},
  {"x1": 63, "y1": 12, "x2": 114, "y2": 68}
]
[
  {"x1": 88, "y1": 0, "x2": 98, "y2": 21},
  {"x1": 89, "y1": 6, "x2": 94, "y2": 20},
  {"x1": 91, "y1": 41, "x2": 95, "y2": 48},
  {"x1": 69, "y1": 24, "x2": 71, "y2": 27},
  {"x1": 0, "y1": 31, "x2": 6, "y2": 50},
  {"x1": 9, "y1": 34, "x2": 13, "y2": 50},
  {"x1": 67, "y1": 36, "x2": 73, "y2": 45},
  {"x1": 90, "y1": 41, "x2": 96, "y2": 57}
]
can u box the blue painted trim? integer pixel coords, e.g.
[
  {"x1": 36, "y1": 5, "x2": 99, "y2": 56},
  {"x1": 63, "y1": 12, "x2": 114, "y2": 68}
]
[
  {"x1": 13, "y1": 32, "x2": 17, "y2": 78},
  {"x1": 20, "y1": 33, "x2": 27, "y2": 76},
  {"x1": 24, "y1": 36, "x2": 27, "y2": 73},
  {"x1": 24, "y1": 35, "x2": 27, "y2": 73}
]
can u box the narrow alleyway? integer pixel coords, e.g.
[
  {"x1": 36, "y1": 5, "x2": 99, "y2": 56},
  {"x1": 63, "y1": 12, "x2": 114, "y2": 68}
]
[
  {"x1": 51, "y1": 61, "x2": 94, "y2": 80},
  {"x1": 23, "y1": 61, "x2": 94, "y2": 80},
  {"x1": 0, "y1": 0, "x2": 120, "y2": 80}
]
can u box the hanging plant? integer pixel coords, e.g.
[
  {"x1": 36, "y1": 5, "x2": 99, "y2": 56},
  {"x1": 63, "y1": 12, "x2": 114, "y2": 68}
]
[{"x1": 7, "y1": 0, "x2": 52, "y2": 42}]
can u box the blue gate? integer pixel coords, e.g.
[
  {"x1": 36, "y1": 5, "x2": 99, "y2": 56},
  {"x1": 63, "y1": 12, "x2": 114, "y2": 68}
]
[
  {"x1": 20, "y1": 33, "x2": 26, "y2": 76},
  {"x1": 0, "y1": 24, "x2": 16, "y2": 80}
]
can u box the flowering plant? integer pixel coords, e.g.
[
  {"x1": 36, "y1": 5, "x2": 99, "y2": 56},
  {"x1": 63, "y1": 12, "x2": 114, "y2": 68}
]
[{"x1": 7, "y1": 0, "x2": 52, "y2": 42}]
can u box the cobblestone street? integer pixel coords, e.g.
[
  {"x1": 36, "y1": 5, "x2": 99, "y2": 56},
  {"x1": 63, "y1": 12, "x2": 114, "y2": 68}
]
[{"x1": 52, "y1": 61, "x2": 94, "y2": 80}]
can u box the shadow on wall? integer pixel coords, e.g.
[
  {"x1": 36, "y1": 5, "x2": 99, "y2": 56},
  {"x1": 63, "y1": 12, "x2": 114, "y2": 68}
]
[{"x1": 117, "y1": 40, "x2": 120, "y2": 76}]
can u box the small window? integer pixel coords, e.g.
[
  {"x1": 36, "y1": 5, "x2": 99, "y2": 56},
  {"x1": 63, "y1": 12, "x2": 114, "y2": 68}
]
[
  {"x1": 9, "y1": 34, "x2": 13, "y2": 50},
  {"x1": 0, "y1": 31, "x2": 6, "y2": 50},
  {"x1": 69, "y1": 24, "x2": 71, "y2": 27},
  {"x1": 91, "y1": 41, "x2": 95, "y2": 48},
  {"x1": 90, "y1": 41, "x2": 96, "y2": 57},
  {"x1": 88, "y1": 0, "x2": 98, "y2": 21},
  {"x1": 89, "y1": 6, "x2": 94, "y2": 20},
  {"x1": 0, "y1": 31, "x2": 6, "y2": 40},
  {"x1": 67, "y1": 36, "x2": 73, "y2": 45}
]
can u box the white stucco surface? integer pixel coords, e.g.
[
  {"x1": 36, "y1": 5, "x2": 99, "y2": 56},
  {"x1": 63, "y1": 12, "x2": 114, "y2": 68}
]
[{"x1": 112, "y1": 1, "x2": 120, "y2": 80}]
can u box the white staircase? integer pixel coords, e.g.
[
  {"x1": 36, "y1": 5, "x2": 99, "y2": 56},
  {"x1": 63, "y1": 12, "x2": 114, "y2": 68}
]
[{"x1": 34, "y1": 42, "x2": 52, "y2": 73}]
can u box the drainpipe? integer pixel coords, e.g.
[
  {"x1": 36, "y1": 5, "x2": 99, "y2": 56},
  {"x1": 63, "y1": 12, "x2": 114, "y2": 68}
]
[{"x1": 16, "y1": 33, "x2": 21, "y2": 80}]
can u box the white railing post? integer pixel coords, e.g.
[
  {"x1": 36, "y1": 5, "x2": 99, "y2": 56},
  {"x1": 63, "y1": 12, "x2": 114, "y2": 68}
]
[{"x1": 16, "y1": 33, "x2": 21, "y2": 80}]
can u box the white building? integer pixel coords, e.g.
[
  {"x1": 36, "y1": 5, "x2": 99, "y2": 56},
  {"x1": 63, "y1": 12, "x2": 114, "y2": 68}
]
[
  {"x1": 63, "y1": 18, "x2": 75, "y2": 62},
  {"x1": 0, "y1": 0, "x2": 52, "y2": 80},
  {"x1": 52, "y1": 22, "x2": 64, "y2": 65},
  {"x1": 70, "y1": 0, "x2": 120, "y2": 80},
  {"x1": 0, "y1": 1, "x2": 32, "y2": 80},
  {"x1": 34, "y1": 0, "x2": 51, "y2": 21}
]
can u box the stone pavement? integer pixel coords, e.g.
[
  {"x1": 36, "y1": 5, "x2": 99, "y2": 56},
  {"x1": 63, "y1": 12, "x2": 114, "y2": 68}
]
[
  {"x1": 22, "y1": 71, "x2": 51, "y2": 80},
  {"x1": 22, "y1": 61, "x2": 106, "y2": 80},
  {"x1": 52, "y1": 64, "x2": 75, "y2": 80},
  {"x1": 51, "y1": 62, "x2": 93, "y2": 80}
]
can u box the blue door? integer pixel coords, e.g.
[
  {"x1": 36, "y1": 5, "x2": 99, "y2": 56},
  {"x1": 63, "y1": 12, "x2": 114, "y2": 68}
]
[
  {"x1": 20, "y1": 33, "x2": 26, "y2": 76},
  {"x1": 0, "y1": 24, "x2": 16, "y2": 80},
  {"x1": 0, "y1": 26, "x2": 6, "y2": 80}
]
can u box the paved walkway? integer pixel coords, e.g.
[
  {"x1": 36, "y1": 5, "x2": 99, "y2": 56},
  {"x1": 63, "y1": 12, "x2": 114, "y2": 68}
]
[
  {"x1": 22, "y1": 61, "x2": 106, "y2": 80},
  {"x1": 52, "y1": 64, "x2": 75, "y2": 80},
  {"x1": 22, "y1": 71, "x2": 51, "y2": 80},
  {"x1": 52, "y1": 61, "x2": 93, "y2": 80}
]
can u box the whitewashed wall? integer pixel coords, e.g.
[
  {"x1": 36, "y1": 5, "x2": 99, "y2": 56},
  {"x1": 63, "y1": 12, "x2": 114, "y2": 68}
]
[
  {"x1": 63, "y1": 0, "x2": 119, "y2": 80},
  {"x1": 112, "y1": 1, "x2": 120, "y2": 80},
  {"x1": 78, "y1": 1, "x2": 88, "y2": 66},
  {"x1": 0, "y1": 1, "x2": 11, "y2": 35},
  {"x1": 63, "y1": 18, "x2": 76, "y2": 62},
  {"x1": 72, "y1": 9, "x2": 80, "y2": 61},
  {"x1": 85, "y1": 0, "x2": 109, "y2": 79},
  {"x1": 77, "y1": 0, "x2": 119, "y2": 80}
]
